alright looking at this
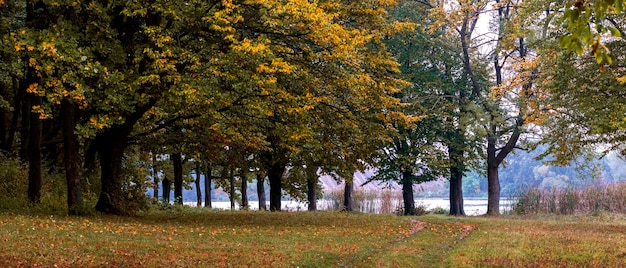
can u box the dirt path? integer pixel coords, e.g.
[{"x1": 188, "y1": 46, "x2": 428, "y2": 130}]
[
  {"x1": 339, "y1": 218, "x2": 478, "y2": 267},
  {"x1": 337, "y1": 219, "x2": 431, "y2": 267}
]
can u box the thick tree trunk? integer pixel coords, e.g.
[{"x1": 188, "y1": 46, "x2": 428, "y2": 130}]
[
  {"x1": 487, "y1": 162, "x2": 500, "y2": 215},
  {"x1": 343, "y1": 180, "x2": 354, "y2": 212},
  {"x1": 204, "y1": 166, "x2": 212, "y2": 208},
  {"x1": 449, "y1": 166, "x2": 465, "y2": 216},
  {"x1": 402, "y1": 171, "x2": 416, "y2": 215},
  {"x1": 195, "y1": 164, "x2": 202, "y2": 207},
  {"x1": 162, "y1": 176, "x2": 171, "y2": 203},
  {"x1": 486, "y1": 134, "x2": 500, "y2": 215},
  {"x1": 94, "y1": 129, "x2": 129, "y2": 214},
  {"x1": 172, "y1": 152, "x2": 183, "y2": 205},
  {"x1": 94, "y1": 99, "x2": 157, "y2": 214},
  {"x1": 268, "y1": 164, "x2": 285, "y2": 211},
  {"x1": 256, "y1": 173, "x2": 266, "y2": 210},
  {"x1": 307, "y1": 177, "x2": 317, "y2": 211},
  {"x1": 241, "y1": 174, "x2": 248, "y2": 209},
  {"x1": 62, "y1": 99, "x2": 83, "y2": 214},
  {"x1": 27, "y1": 94, "x2": 42, "y2": 203}
]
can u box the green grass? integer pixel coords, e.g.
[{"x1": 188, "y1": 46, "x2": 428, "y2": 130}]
[{"x1": 2, "y1": 210, "x2": 626, "y2": 267}]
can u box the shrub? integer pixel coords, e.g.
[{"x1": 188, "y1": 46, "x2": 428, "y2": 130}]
[
  {"x1": 429, "y1": 207, "x2": 449, "y2": 215},
  {"x1": 0, "y1": 155, "x2": 29, "y2": 211}
]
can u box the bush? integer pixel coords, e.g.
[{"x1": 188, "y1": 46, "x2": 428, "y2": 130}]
[
  {"x1": 0, "y1": 155, "x2": 29, "y2": 211},
  {"x1": 429, "y1": 207, "x2": 449, "y2": 215}
]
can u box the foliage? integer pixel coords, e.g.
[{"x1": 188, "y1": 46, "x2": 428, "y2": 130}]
[
  {"x1": 0, "y1": 155, "x2": 29, "y2": 210},
  {"x1": 532, "y1": 35, "x2": 626, "y2": 165},
  {"x1": 560, "y1": 0, "x2": 624, "y2": 63},
  {"x1": 374, "y1": 0, "x2": 452, "y2": 186}
]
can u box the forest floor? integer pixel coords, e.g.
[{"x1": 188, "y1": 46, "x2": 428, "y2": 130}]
[{"x1": 1, "y1": 210, "x2": 626, "y2": 267}]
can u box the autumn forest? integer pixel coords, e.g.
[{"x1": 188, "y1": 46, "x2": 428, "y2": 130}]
[{"x1": 0, "y1": 0, "x2": 624, "y2": 219}]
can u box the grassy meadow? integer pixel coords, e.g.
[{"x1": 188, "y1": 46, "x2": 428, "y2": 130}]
[{"x1": 2, "y1": 210, "x2": 626, "y2": 267}]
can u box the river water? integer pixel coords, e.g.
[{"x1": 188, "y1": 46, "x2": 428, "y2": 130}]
[{"x1": 185, "y1": 198, "x2": 515, "y2": 216}]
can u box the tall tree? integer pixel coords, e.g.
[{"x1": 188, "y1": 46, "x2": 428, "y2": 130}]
[
  {"x1": 377, "y1": 0, "x2": 456, "y2": 215},
  {"x1": 426, "y1": 0, "x2": 489, "y2": 215}
]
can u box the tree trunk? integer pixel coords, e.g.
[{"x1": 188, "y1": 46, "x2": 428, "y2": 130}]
[
  {"x1": 94, "y1": 99, "x2": 157, "y2": 214},
  {"x1": 229, "y1": 168, "x2": 235, "y2": 210},
  {"x1": 256, "y1": 173, "x2": 266, "y2": 210},
  {"x1": 241, "y1": 173, "x2": 248, "y2": 209},
  {"x1": 94, "y1": 128, "x2": 129, "y2": 214},
  {"x1": 306, "y1": 165, "x2": 317, "y2": 211},
  {"x1": 487, "y1": 162, "x2": 500, "y2": 215},
  {"x1": 268, "y1": 163, "x2": 285, "y2": 211},
  {"x1": 307, "y1": 177, "x2": 317, "y2": 211},
  {"x1": 402, "y1": 171, "x2": 415, "y2": 215},
  {"x1": 343, "y1": 180, "x2": 354, "y2": 212},
  {"x1": 449, "y1": 165, "x2": 465, "y2": 216},
  {"x1": 27, "y1": 94, "x2": 42, "y2": 203},
  {"x1": 62, "y1": 99, "x2": 83, "y2": 215},
  {"x1": 0, "y1": 103, "x2": 7, "y2": 150},
  {"x1": 162, "y1": 176, "x2": 171, "y2": 203},
  {"x1": 19, "y1": 85, "x2": 30, "y2": 161},
  {"x1": 204, "y1": 166, "x2": 212, "y2": 208},
  {"x1": 486, "y1": 133, "x2": 500, "y2": 215},
  {"x1": 152, "y1": 154, "x2": 158, "y2": 199},
  {"x1": 172, "y1": 152, "x2": 183, "y2": 205},
  {"x1": 195, "y1": 164, "x2": 202, "y2": 207}
]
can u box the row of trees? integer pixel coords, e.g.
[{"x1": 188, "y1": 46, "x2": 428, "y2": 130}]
[{"x1": 1, "y1": 0, "x2": 624, "y2": 216}]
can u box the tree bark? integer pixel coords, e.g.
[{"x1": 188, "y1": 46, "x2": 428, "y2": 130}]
[
  {"x1": 172, "y1": 152, "x2": 183, "y2": 205},
  {"x1": 449, "y1": 165, "x2": 465, "y2": 216},
  {"x1": 204, "y1": 166, "x2": 212, "y2": 208},
  {"x1": 195, "y1": 164, "x2": 202, "y2": 207},
  {"x1": 27, "y1": 94, "x2": 42, "y2": 203},
  {"x1": 487, "y1": 159, "x2": 500, "y2": 214},
  {"x1": 343, "y1": 180, "x2": 354, "y2": 212},
  {"x1": 402, "y1": 171, "x2": 416, "y2": 215},
  {"x1": 268, "y1": 163, "x2": 285, "y2": 211},
  {"x1": 241, "y1": 173, "x2": 248, "y2": 209},
  {"x1": 162, "y1": 176, "x2": 171, "y2": 203},
  {"x1": 94, "y1": 99, "x2": 157, "y2": 214},
  {"x1": 61, "y1": 99, "x2": 83, "y2": 214},
  {"x1": 94, "y1": 128, "x2": 130, "y2": 214},
  {"x1": 307, "y1": 177, "x2": 317, "y2": 211},
  {"x1": 306, "y1": 165, "x2": 317, "y2": 211},
  {"x1": 256, "y1": 173, "x2": 266, "y2": 210},
  {"x1": 486, "y1": 131, "x2": 500, "y2": 215},
  {"x1": 0, "y1": 101, "x2": 7, "y2": 150},
  {"x1": 19, "y1": 90, "x2": 30, "y2": 161},
  {"x1": 229, "y1": 168, "x2": 235, "y2": 210}
]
